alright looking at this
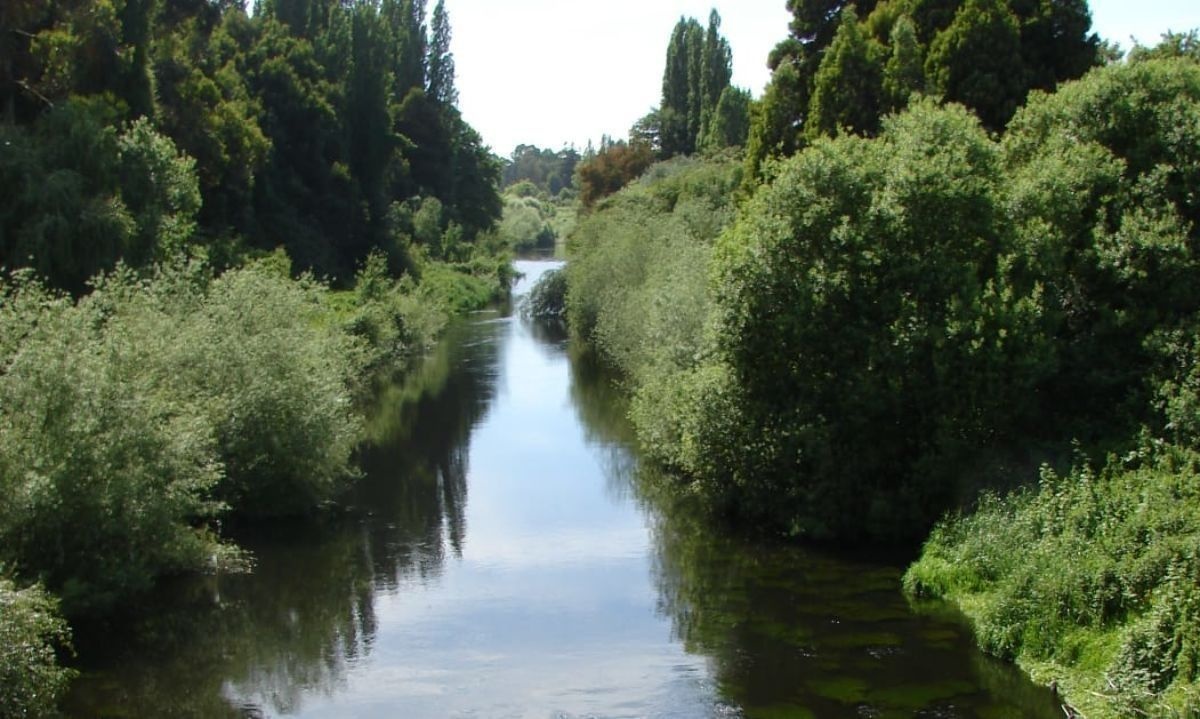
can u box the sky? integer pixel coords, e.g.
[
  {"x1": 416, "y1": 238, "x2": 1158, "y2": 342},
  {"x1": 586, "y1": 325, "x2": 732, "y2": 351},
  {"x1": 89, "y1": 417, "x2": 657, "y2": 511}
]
[{"x1": 442, "y1": 0, "x2": 1200, "y2": 157}]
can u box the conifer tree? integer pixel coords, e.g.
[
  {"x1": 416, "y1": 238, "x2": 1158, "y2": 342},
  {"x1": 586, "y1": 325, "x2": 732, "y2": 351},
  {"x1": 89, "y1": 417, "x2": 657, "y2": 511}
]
[
  {"x1": 925, "y1": 0, "x2": 1026, "y2": 130},
  {"x1": 882, "y1": 15, "x2": 924, "y2": 112},
  {"x1": 807, "y1": 6, "x2": 884, "y2": 138},
  {"x1": 427, "y1": 0, "x2": 457, "y2": 106}
]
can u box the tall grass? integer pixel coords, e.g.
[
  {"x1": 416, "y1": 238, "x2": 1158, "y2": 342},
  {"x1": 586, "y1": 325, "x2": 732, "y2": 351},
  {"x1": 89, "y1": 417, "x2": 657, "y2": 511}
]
[{"x1": 905, "y1": 441, "x2": 1200, "y2": 718}]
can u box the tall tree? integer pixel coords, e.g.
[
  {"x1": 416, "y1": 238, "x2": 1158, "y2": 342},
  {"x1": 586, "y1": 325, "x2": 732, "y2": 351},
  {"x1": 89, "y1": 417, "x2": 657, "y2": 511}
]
[
  {"x1": 659, "y1": 11, "x2": 734, "y2": 158},
  {"x1": 382, "y1": 0, "x2": 426, "y2": 97},
  {"x1": 699, "y1": 9, "x2": 733, "y2": 145},
  {"x1": 882, "y1": 14, "x2": 925, "y2": 111},
  {"x1": 807, "y1": 6, "x2": 885, "y2": 138},
  {"x1": 925, "y1": 0, "x2": 1027, "y2": 130},
  {"x1": 427, "y1": 0, "x2": 457, "y2": 106},
  {"x1": 702, "y1": 85, "x2": 752, "y2": 150},
  {"x1": 661, "y1": 17, "x2": 700, "y2": 156}
]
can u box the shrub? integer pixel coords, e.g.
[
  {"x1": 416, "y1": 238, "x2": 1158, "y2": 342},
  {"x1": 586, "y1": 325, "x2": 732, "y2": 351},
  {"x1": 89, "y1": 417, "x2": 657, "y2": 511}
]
[
  {"x1": 707, "y1": 100, "x2": 1051, "y2": 539},
  {"x1": 906, "y1": 442, "x2": 1200, "y2": 718},
  {"x1": 0, "y1": 258, "x2": 369, "y2": 611},
  {"x1": 0, "y1": 270, "x2": 224, "y2": 612},
  {"x1": 0, "y1": 579, "x2": 74, "y2": 719}
]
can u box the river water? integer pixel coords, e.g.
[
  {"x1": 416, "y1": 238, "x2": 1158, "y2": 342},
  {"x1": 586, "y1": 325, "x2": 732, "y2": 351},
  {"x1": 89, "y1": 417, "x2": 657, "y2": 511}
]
[{"x1": 65, "y1": 260, "x2": 1062, "y2": 719}]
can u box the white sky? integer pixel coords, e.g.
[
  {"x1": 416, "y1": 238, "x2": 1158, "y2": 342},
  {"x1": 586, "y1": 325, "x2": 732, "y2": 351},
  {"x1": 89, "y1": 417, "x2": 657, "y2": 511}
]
[{"x1": 443, "y1": 0, "x2": 1200, "y2": 157}]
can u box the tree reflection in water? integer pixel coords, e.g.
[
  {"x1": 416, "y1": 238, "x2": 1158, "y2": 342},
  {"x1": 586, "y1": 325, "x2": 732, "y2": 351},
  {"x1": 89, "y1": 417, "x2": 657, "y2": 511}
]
[{"x1": 65, "y1": 311, "x2": 504, "y2": 718}]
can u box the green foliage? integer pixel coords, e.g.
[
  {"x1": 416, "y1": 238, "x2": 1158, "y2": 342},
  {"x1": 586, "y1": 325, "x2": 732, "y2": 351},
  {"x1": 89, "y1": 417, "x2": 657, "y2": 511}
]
[
  {"x1": 0, "y1": 269, "x2": 226, "y2": 612},
  {"x1": 711, "y1": 100, "x2": 1050, "y2": 539},
  {"x1": 743, "y1": 0, "x2": 1100, "y2": 180},
  {"x1": 905, "y1": 442, "x2": 1200, "y2": 718},
  {"x1": 498, "y1": 194, "x2": 556, "y2": 251},
  {"x1": 340, "y1": 250, "x2": 447, "y2": 373},
  {"x1": 565, "y1": 155, "x2": 744, "y2": 490},
  {"x1": 882, "y1": 15, "x2": 925, "y2": 111},
  {"x1": 701, "y1": 86, "x2": 752, "y2": 151},
  {"x1": 1129, "y1": 30, "x2": 1200, "y2": 64},
  {"x1": 0, "y1": 99, "x2": 200, "y2": 292},
  {"x1": 522, "y1": 267, "x2": 568, "y2": 322},
  {"x1": 0, "y1": 578, "x2": 74, "y2": 719},
  {"x1": 924, "y1": 0, "x2": 1026, "y2": 130},
  {"x1": 502, "y1": 144, "x2": 580, "y2": 195},
  {"x1": 1, "y1": 0, "x2": 500, "y2": 288},
  {"x1": 807, "y1": 6, "x2": 886, "y2": 138},
  {"x1": 1003, "y1": 58, "x2": 1200, "y2": 442},
  {"x1": 659, "y1": 11, "x2": 734, "y2": 158}
]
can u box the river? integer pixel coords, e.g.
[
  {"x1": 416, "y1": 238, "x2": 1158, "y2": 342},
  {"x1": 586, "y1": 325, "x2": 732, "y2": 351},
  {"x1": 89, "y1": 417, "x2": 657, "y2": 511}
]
[{"x1": 64, "y1": 259, "x2": 1062, "y2": 718}]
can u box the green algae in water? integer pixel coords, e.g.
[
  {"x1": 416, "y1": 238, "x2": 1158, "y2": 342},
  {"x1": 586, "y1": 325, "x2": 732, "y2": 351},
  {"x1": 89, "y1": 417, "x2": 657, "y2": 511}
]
[
  {"x1": 808, "y1": 676, "x2": 870, "y2": 704},
  {"x1": 746, "y1": 704, "x2": 817, "y2": 719},
  {"x1": 869, "y1": 679, "x2": 978, "y2": 708},
  {"x1": 821, "y1": 631, "x2": 904, "y2": 649}
]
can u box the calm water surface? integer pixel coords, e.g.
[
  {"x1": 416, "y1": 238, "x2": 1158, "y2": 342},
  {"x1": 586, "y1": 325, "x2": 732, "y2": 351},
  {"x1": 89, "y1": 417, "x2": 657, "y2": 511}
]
[{"x1": 66, "y1": 260, "x2": 1062, "y2": 719}]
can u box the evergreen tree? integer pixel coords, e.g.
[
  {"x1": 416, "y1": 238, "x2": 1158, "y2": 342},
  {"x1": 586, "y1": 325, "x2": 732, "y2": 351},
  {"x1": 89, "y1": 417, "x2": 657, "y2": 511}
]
[
  {"x1": 925, "y1": 0, "x2": 1027, "y2": 130},
  {"x1": 382, "y1": 0, "x2": 427, "y2": 97},
  {"x1": 427, "y1": 0, "x2": 457, "y2": 106},
  {"x1": 882, "y1": 15, "x2": 924, "y2": 111},
  {"x1": 807, "y1": 7, "x2": 885, "y2": 138},
  {"x1": 699, "y1": 9, "x2": 733, "y2": 146},
  {"x1": 659, "y1": 11, "x2": 733, "y2": 158},
  {"x1": 702, "y1": 85, "x2": 752, "y2": 150},
  {"x1": 661, "y1": 17, "x2": 699, "y2": 157}
]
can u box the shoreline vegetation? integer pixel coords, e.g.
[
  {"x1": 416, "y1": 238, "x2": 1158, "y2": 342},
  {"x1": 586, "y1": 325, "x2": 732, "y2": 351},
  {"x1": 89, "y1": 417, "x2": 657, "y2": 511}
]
[
  {"x1": 3, "y1": 0, "x2": 1200, "y2": 715},
  {"x1": 1, "y1": 0, "x2": 515, "y2": 714},
  {"x1": 550, "y1": 9, "x2": 1200, "y2": 716}
]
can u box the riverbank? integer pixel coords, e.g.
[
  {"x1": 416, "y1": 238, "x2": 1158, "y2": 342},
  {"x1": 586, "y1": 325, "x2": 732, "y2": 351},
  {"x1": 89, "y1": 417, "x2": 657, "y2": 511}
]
[
  {"x1": 558, "y1": 57, "x2": 1200, "y2": 717},
  {"x1": 0, "y1": 249, "x2": 511, "y2": 715}
]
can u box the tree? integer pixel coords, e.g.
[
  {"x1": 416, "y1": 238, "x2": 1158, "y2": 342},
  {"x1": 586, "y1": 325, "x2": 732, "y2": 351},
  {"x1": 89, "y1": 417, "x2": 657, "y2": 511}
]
[
  {"x1": 925, "y1": 0, "x2": 1027, "y2": 130},
  {"x1": 715, "y1": 100, "x2": 1049, "y2": 539},
  {"x1": 698, "y1": 10, "x2": 732, "y2": 144},
  {"x1": 702, "y1": 86, "x2": 752, "y2": 150},
  {"x1": 743, "y1": 60, "x2": 806, "y2": 185},
  {"x1": 575, "y1": 141, "x2": 654, "y2": 209},
  {"x1": 882, "y1": 15, "x2": 924, "y2": 112},
  {"x1": 427, "y1": 0, "x2": 457, "y2": 106},
  {"x1": 661, "y1": 17, "x2": 701, "y2": 156},
  {"x1": 806, "y1": 6, "x2": 885, "y2": 138}
]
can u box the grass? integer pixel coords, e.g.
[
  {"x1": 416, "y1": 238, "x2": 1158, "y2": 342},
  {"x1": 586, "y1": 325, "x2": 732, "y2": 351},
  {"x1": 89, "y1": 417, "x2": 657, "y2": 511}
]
[{"x1": 904, "y1": 440, "x2": 1200, "y2": 718}]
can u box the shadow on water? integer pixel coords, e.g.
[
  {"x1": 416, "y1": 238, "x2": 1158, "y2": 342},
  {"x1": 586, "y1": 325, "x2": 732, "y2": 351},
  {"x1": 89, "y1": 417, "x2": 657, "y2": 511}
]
[
  {"x1": 65, "y1": 259, "x2": 1065, "y2": 719},
  {"x1": 566, "y1": 338, "x2": 1063, "y2": 719},
  {"x1": 64, "y1": 305, "x2": 508, "y2": 719}
]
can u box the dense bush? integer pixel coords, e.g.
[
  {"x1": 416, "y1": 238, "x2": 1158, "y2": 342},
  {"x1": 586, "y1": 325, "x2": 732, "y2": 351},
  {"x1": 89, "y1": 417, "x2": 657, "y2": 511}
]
[
  {"x1": 498, "y1": 194, "x2": 556, "y2": 250},
  {"x1": 337, "y1": 251, "x2": 448, "y2": 376},
  {"x1": 1002, "y1": 57, "x2": 1200, "y2": 443},
  {"x1": 561, "y1": 42, "x2": 1200, "y2": 719},
  {"x1": 905, "y1": 442, "x2": 1200, "y2": 718},
  {"x1": 0, "y1": 270, "x2": 226, "y2": 612},
  {"x1": 0, "y1": 579, "x2": 74, "y2": 719},
  {"x1": 0, "y1": 259, "x2": 370, "y2": 611},
  {"x1": 699, "y1": 100, "x2": 1051, "y2": 539}
]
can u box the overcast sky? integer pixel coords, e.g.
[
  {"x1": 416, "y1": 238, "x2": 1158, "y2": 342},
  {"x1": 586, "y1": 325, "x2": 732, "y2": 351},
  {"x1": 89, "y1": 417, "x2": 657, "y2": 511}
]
[{"x1": 441, "y1": 0, "x2": 1200, "y2": 157}]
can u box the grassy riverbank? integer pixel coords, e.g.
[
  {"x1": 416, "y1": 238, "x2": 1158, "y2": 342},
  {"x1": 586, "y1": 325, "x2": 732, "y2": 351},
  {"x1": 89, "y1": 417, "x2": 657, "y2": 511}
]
[
  {"x1": 905, "y1": 443, "x2": 1200, "y2": 718},
  {"x1": 559, "y1": 54, "x2": 1200, "y2": 716},
  {"x1": 0, "y1": 250, "x2": 510, "y2": 715}
]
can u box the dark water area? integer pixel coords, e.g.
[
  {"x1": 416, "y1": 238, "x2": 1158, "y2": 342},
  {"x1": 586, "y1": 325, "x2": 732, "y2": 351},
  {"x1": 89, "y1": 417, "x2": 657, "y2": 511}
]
[{"x1": 64, "y1": 260, "x2": 1062, "y2": 719}]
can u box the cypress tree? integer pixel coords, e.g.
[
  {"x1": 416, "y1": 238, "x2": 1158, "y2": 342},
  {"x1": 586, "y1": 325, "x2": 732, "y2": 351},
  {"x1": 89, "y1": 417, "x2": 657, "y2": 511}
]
[
  {"x1": 699, "y1": 9, "x2": 733, "y2": 146},
  {"x1": 882, "y1": 15, "x2": 924, "y2": 112},
  {"x1": 427, "y1": 0, "x2": 457, "y2": 106}
]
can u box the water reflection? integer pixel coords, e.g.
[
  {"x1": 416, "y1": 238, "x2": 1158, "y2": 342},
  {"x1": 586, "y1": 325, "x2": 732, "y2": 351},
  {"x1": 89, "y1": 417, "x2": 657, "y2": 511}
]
[{"x1": 65, "y1": 260, "x2": 1065, "y2": 719}]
